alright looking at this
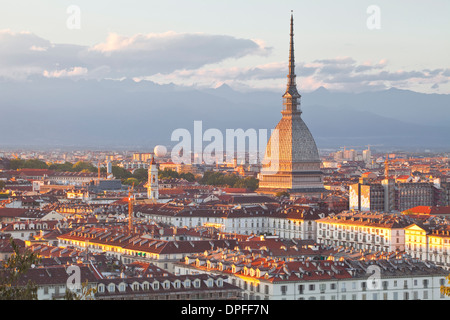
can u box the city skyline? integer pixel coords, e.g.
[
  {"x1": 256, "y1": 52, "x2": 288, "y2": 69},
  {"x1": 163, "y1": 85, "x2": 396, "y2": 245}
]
[{"x1": 1, "y1": 2, "x2": 450, "y2": 306}]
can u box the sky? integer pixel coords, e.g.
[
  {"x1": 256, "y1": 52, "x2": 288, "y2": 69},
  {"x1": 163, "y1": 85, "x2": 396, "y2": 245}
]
[{"x1": 0, "y1": 0, "x2": 449, "y2": 93}]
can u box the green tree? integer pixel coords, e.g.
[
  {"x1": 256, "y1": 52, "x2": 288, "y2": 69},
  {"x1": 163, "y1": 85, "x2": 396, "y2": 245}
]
[
  {"x1": 200, "y1": 171, "x2": 226, "y2": 186},
  {"x1": 9, "y1": 159, "x2": 25, "y2": 170},
  {"x1": 23, "y1": 159, "x2": 48, "y2": 169},
  {"x1": 48, "y1": 162, "x2": 74, "y2": 172},
  {"x1": 200, "y1": 171, "x2": 258, "y2": 191},
  {"x1": 180, "y1": 172, "x2": 196, "y2": 182},
  {"x1": 441, "y1": 275, "x2": 450, "y2": 297},
  {"x1": 9, "y1": 159, "x2": 48, "y2": 170},
  {"x1": 158, "y1": 169, "x2": 180, "y2": 180},
  {"x1": 112, "y1": 166, "x2": 132, "y2": 180},
  {"x1": 234, "y1": 176, "x2": 259, "y2": 191},
  {"x1": 72, "y1": 161, "x2": 97, "y2": 173},
  {"x1": 276, "y1": 191, "x2": 290, "y2": 198},
  {"x1": 132, "y1": 168, "x2": 148, "y2": 183},
  {"x1": 123, "y1": 178, "x2": 139, "y2": 186},
  {"x1": 0, "y1": 238, "x2": 41, "y2": 300},
  {"x1": 64, "y1": 280, "x2": 97, "y2": 300}
]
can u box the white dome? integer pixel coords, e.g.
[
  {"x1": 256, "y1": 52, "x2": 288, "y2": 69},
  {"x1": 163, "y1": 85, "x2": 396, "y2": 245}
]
[{"x1": 154, "y1": 145, "x2": 167, "y2": 158}]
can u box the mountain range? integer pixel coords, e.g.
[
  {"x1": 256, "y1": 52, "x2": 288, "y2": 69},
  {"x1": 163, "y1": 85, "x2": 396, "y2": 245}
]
[{"x1": 0, "y1": 77, "x2": 449, "y2": 152}]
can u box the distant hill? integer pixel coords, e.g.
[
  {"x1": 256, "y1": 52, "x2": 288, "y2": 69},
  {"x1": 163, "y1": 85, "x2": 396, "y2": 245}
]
[{"x1": 0, "y1": 78, "x2": 449, "y2": 151}]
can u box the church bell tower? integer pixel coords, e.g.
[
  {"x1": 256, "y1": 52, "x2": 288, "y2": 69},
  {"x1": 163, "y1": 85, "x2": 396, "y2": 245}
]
[{"x1": 148, "y1": 156, "x2": 159, "y2": 200}]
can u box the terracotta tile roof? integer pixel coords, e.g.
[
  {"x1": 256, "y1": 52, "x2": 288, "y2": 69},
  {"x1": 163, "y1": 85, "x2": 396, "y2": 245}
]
[
  {"x1": 58, "y1": 226, "x2": 239, "y2": 255},
  {"x1": 406, "y1": 206, "x2": 450, "y2": 215},
  {"x1": 0, "y1": 208, "x2": 28, "y2": 218},
  {"x1": 11, "y1": 264, "x2": 98, "y2": 286}
]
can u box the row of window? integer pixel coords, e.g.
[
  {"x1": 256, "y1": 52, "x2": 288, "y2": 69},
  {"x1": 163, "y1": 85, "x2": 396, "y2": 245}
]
[
  {"x1": 13, "y1": 223, "x2": 48, "y2": 230},
  {"x1": 98, "y1": 278, "x2": 222, "y2": 293},
  {"x1": 298, "y1": 291, "x2": 434, "y2": 300},
  {"x1": 279, "y1": 278, "x2": 437, "y2": 295},
  {"x1": 318, "y1": 223, "x2": 400, "y2": 236}
]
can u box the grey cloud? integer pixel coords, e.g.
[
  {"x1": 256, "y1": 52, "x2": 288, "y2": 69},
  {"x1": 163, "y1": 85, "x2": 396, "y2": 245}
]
[
  {"x1": 0, "y1": 30, "x2": 270, "y2": 80},
  {"x1": 323, "y1": 70, "x2": 438, "y2": 84},
  {"x1": 313, "y1": 57, "x2": 356, "y2": 65}
]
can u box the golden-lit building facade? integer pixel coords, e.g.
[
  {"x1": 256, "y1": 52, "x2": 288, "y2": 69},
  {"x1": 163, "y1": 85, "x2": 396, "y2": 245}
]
[
  {"x1": 404, "y1": 224, "x2": 428, "y2": 261},
  {"x1": 316, "y1": 212, "x2": 407, "y2": 252},
  {"x1": 428, "y1": 230, "x2": 450, "y2": 268},
  {"x1": 405, "y1": 224, "x2": 450, "y2": 270}
]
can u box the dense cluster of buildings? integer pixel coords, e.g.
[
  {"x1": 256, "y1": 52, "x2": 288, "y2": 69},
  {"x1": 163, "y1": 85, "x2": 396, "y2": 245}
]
[
  {"x1": 176, "y1": 248, "x2": 447, "y2": 301},
  {"x1": 1, "y1": 14, "x2": 450, "y2": 301},
  {"x1": 2, "y1": 180, "x2": 450, "y2": 301}
]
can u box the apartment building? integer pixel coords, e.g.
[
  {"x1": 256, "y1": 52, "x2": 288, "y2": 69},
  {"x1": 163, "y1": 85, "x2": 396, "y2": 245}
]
[
  {"x1": 95, "y1": 273, "x2": 241, "y2": 300},
  {"x1": 174, "y1": 248, "x2": 449, "y2": 300},
  {"x1": 316, "y1": 211, "x2": 412, "y2": 252},
  {"x1": 405, "y1": 223, "x2": 450, "y2": 270},
  {"x1": 57, "y1": 226, "x2": 238, "y2": 273},
  {"x1": 135, "y1": 203, "x2": 329, "y2": 241},
  {"x1": 350, "y1": 179, "x2": 445, "y2": 212}
]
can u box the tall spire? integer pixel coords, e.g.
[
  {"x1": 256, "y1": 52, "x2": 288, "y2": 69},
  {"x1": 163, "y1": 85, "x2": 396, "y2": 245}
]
[
  {"x1": 282, "y1": 11, "x2": 301, "y2": 115},
  {"x1": 288, "y1": 12, "x2": 296, "y2": 89}
]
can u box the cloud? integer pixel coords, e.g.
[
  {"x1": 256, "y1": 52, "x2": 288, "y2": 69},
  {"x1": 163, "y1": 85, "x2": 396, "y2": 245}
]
[
  {"x1": 86, "y1": 32, "x2": 270, "y2": 78},
  {"x1": 0, "y1": 29, "x2": 87, "y2": 79},
  {"x1": 311, "y1": 58, "x2": 450, "y2": 92},
  {"x1": 43, "y1": 67, "x2": 88, "y2": 78},
  {"x1": 0, "y1": 29, "x2": 448, "y2": 93},
  {"x1": 142, "y1": 55, "x2": 450, "y2": 93},
  {"x1": 29, "y1": 45, "x2": 48, "y2": 52},
  {"x1": 143, "y1": 60, "x2": 319, "y2": 89},
  {"x1": 0, "y1": 29, "x2": 270, "y2": 80}
]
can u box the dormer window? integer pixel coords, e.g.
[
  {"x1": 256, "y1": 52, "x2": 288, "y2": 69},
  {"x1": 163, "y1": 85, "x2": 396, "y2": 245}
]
[
  {"x1": 184, "y1": 279, "x2": 191, "y2": 288},
  {"x1": 194, "y1": 279, "x2": 201, "y2": 288},
  {"x1": 108, "y1": 284, "x2": 115, "y2": 292},
  {"x1": 163, "y1": 281, "x2": 170, "y2": 289},
  {"x1": 153, "y1": 282, "x2": 159, "y2": 290}
]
